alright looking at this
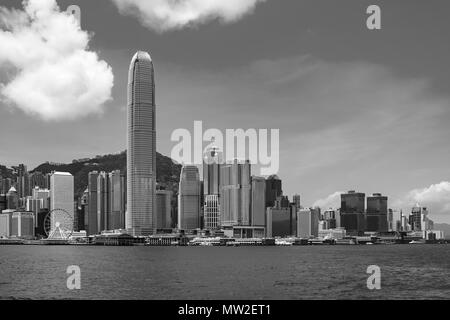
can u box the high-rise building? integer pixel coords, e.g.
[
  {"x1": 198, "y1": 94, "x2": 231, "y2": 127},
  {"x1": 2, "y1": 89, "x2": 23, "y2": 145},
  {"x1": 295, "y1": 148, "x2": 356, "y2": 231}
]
[
  {"x1": 29, "y1": 171, "x2": 48, "y2": 189},
  {"x1": 178, "y1": 165, "x2": 201, "y2": 230},
  {"x1": 87, "y1": 171, "x2": 99, "y2": 235},
  {"x1": 11, "y1": 211, "x2": 34, "y2": 239},
  {"x1": 409, "y1": 205, "x2": 432, "y2": 231},
  {"x1": 0, "y1": 210, "x2": 14, "y2": 238},
  {"x1": 32, "y1": 187, "x2": 50, "y2": 209},
  {"x1": 97, "y1": 171, "x2": 109, "y2": 232},
  {"x1": 220, "y1": 160, "x2": 251, "y2": 226},
  {"x1": 265, "y1": 175, "x2": 282, "y2": 207},
  {"x1": 322, "y1": 208, "x2": 337, "y2": 229},
  {"x1": 293, "y1": 194, "x2": 301, "y2": 209},
  {"x1": 266, "y1": 204, "x2": 296, "y2": 238},
  {"x1": 13, "y1": 164, "x2": 30, "y2": 198},
  {"x1": 127, "y1": 51, "x2": 156, "y2": 236},
  {"x1": 251, "y1": 176, "x2": 266, "y2": 226},
  {"x1": 0, "y1": 194, "x2": 6, "y2": 212},
  {"x1": 366, "y1": 193, "x2": 388, "y2": 232},
  {"x1": 203, "y1": 146, "x2": 222, "y2": 196},
  {"x1": 340, "y1": 190, "x2": 366, "y2": 235},
  {"x1": 109, "y1": 170, "x2": 126, "y2": 230},
  {"x1": 204, "y1": 194, "x2": 219, "y2": 230},
  {"x1": 297, "y1": 208, "x2": 319, "y2": 238},
  {"x1": 156, "y1": 190, "x2": 173, "y2": 230},
  {"x1": 6, "y1": 186, "x2": 19, "y2": 210},
  {"x1": 49, "y1": 172, "x2": 74, "y2": 233}
]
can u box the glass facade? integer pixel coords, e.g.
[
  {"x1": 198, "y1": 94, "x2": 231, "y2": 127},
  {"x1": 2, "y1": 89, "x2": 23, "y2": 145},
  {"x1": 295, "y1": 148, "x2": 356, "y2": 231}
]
[{"x1": 126, "y1": 51, "x2": 156, "y2": 236}]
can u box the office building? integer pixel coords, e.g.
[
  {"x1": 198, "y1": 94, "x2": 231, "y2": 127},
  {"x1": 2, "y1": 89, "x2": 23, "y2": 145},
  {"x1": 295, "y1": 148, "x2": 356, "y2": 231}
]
[
  {"x1": 87, "y1": 171, "x2": 99, "y2": 235},
  {"x1": 127, "y1": 51, "x2": 156, "y2": 236},
  {"x1": 297, "y1": 208, "x2": 319, "y2": 238},
  {"x1": 12, "y1": 164, "x2": 30, "y2": 198},
  {"x1": 0, "y1": 209, "x2": 14, "y2": 238},
  {"x1": 178, "y1": 165, "x2": 201, "y2": 230},
  {"x1": 366, "y1": 193, "x2": 388, "y2": 232},
  {"x1": 6, "y1": 186, "x2": 19, "y2": 210},
  {"x1": 265, "y1": 175, "x2": 282, "y2": 207},
  {"x1": 293, "y1": 194, "x2": 301, "y2": 209},
  {"x1": 156, "y1": 189, "x2": 173, "y2": 229},
  {"x1": 203, "y1": 145, "x2": 222, "y2": 196},
  {"x1": 251, "y1": 176, "x2": 266, "y2": 226},
  {"x1": 204, "y1": 194, "x2": 219, "y2": 230},
  {"x1": 409, "y1": 205, "x2": 432, "y2": 231},
  {"x1": 97, "y1": 171, "x2": 110, "y2": 232},
  {"x1": 11, "y1": 211, "x2": 34, "y2": 238},
  {"x1": 340, "y1": 190, "x2": 366, "y2": 236},
  {"x1": 0, "y1": 194, "x2": 6, "y2": 212},
  {"x1": 109, "y1": 170, "x2": 126, "y2": 230},
  {"x1": 220, "y1": 160, "x2": 251, "y2": 226},
  {"x1": 322, "y1": 208, "x2": 337, "y2": 229},
  {"x1": 266, "y1": 199, "x2": 296, "y2": 238},
  {"x1": 29, "y1": 171, "x2": 48, "y2": 189},
  {"x1": 49, "y1": 171, "x2": 74, "y2": 233}
]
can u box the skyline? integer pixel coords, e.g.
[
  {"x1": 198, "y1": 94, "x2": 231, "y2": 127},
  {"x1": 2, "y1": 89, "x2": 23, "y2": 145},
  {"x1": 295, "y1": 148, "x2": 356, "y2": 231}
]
[{"x1": 1, "y1": 0, "x2": 450, "y2": 223}]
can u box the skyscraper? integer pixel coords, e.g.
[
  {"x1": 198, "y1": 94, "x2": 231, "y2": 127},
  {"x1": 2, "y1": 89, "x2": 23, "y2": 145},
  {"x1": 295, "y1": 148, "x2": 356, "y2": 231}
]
[
  {"x1": 340, "y1": 190, "x2": 366, "y2": 236},
  {"x1": 97, "y1": 171, "x2": 109, "y2": 232},
  {"x1": 265, "y1": 175, "x2": 282, "y2": 208},
  {"x1": 251, "y1": 176, "x2": 266, "y2": 226},
  {"x1": 49, "y1": 171, "x2": 74, "y2": 233},
  {"x1": 156, "y1": 189, "x2": 173, "y2": 229},
  {"x1": 178, "y1": 165, "x2": 201, "y2": 230},
  {"x1": 220, "y1": 160, "x2": 251, "y2": 226},
  {"x1": 366, "y1": 193, "x2": 388, "y2": 232},
  {"x1": 87, "y1": 171, "x2": 99, "y2": 235},
  {"x1": 203, "y1": 145, "x2": 222, "y2": 229},
  {"x1": 109, "y1": 170, "x2": 126, "y2": 230},
  {"x1": 127, "y1": 51, "x2": 156, "y2": 236}
]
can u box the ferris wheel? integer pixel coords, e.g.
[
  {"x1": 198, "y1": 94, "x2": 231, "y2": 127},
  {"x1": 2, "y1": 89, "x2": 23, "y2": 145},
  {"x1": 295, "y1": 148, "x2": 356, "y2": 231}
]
[{"x1": 44, "y1": 208, "x2": 74, "y2": 239}]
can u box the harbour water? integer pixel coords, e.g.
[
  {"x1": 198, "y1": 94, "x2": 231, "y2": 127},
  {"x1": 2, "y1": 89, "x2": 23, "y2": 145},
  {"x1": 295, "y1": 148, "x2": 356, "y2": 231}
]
[{"x1": 1, "y1": 244, "x2": 449, "y2": 300}]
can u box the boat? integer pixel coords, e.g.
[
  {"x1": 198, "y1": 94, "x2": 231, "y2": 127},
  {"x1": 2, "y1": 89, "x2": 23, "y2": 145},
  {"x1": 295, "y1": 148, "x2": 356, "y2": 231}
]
[{"x1": 409, "y1": 240, "x2": 424, "y2": 244}]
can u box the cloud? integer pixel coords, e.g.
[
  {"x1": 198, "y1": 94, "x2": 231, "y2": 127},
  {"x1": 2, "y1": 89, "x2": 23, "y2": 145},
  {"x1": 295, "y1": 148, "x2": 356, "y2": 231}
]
[
  {"x1": 110, "y1": 0, "x2": 265, "y2": 32},
  {"x1": 0, "y1": 0, "x2": 113, "y2": 121},
  {"x1": 393, "y1": 182, "x2": 450, "y2": 218},
  {"x1": 312, "y1": 191, "x2": 343, "y2": 210}
]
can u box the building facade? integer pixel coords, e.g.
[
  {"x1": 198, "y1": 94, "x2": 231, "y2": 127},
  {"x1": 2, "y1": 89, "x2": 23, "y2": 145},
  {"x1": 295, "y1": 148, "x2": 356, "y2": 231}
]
[
  {"x1": 127, "y1": 51, "x2": 156, "y2": 236},
  {"x1": 178, "y1": 165, "x2": 201, "y2": 230}
]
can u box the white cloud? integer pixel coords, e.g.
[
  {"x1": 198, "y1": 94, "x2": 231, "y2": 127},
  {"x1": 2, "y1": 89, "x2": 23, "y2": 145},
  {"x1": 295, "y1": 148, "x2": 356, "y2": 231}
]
[
  {"x1": 393, "y1": 182, "x2": 450, "y2": 218},
  {"x1": 312, "y1": 191, "x2": 343, "y2": 210},
  {"x1": 111, "y1": 0, "x2": 265, "y2": 32},
  {"x1": 0, "y1": 0, "x2": 113, "y2": 121}
]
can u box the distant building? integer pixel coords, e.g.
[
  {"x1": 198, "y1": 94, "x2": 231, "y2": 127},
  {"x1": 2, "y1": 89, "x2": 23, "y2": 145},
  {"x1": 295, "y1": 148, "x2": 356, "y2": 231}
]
[
  {"x1": 220, "y1": 160, "x2": 251, "y2": 226},
  {"x1": 204, "y1": 194, "x2": 219, "y2": 230},
  {"x1": 97, "y1": 171, "x2": 109, "y2": 232},
  {"x1": 293, "y1": 194, "x2": 301, "y2": 209},
  {"x1": 266, "y1": 201, "x2": 296, "y2": 238},
  {"x1": 409, "y1": 205, "x2": 432, "y2": 231},
  {"x1": 0, "y1": 194, "x2": 6, "y2": 212},
  {"x1": 340, "y1": 191, "x2": 366, "y2": 236},
  {"x1": 108, "y1": 170, "x2": 126, "y2": 230},
  {"x1": 203, "y1": 145, "x2": 222, "y2": 196},
  {"x1": 13, "y1": 164, "x2": 30, "y2": 198},
  {"x1": 322, "y1": 208, "x2": 337, "y2": 229},
  {"x1": 251, "y1": 176, "x2": 266, "y2": 227},
  {"x1": 87, "y1": 171, "x2": 99, "y2": 235},
  {"x1": 297, "y1": 208, "x2": 319, "y2": 238},
  {"x1": 49, "y1": 171, "x2": 74, "y2": 233},
  {"x1": 11, "y1": 211, "x2": 34, "y2": 239},
  {"x1": 366, "y1": 193, "x2": 388, "y2": 232},
  {"x1": 0, "y1": 210, "x2": 14, "y2": 238},
  {"x1": 265, "y1": 175, "x2": 282, "y2": 208},
  {"x1": 6, "y1": 186, "x2": 19, "y2": 210},
  {"x1": 156, "y1": 190, "x2": 173, "y2": 229},
  {"x1": 178, "y1": 165, "x2": 201, "y2": 230}
]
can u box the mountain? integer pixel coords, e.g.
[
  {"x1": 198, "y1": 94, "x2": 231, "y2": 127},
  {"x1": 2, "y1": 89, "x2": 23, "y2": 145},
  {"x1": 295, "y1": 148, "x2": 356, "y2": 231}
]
[
  {"x1": 31, "y1": 151, "x2": 182, "y2": 199},
  {"x1": 434, "y1": 223, "x2": 450, "y2": 239}
]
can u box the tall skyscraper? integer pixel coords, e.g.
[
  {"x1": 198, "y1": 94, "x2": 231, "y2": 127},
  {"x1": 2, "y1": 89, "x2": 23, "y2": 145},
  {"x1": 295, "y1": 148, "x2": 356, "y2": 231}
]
[
  {"x1": 340, "y1": 190, "x2": 366, "y2": 235},
  {"x1": 109, "y1": 170, "x2": 126, "y2": 230},
  {"x1": 127, "y1": 51, "x2": 156, "y2": 236},
  {"x1": 366, "y1": 193, "x2": 388, "y2": 232},
  {"x1": 293, "y1": 194, "x2": 301, "y2": 209},
  {"x1": 6, "y1": 187, "x2": 18, "y2": 210},
  {"x1": 97, "y1": 171, "x2": 109, "y2": 232},
  {"x1": 203, "y1": 145, "x2": 222, "y2": 229},
  {"x1": 49, "y1": 172, "x2": 74, "y2": 233},
  {"x1": 265, "y1": 175, "x2": 282, "y2": 207},
  {"x1": 251, "y1": 176, "x2": 266, "y2": 226},
  {"x1": 297, "y1": 208, "x2": 319, "y2": 238},
  {"x1": 220, "y1": 160, "x2": 251, "y2": 226},
  {"x1": 12, "y1": 164, "x2": 30, "y2": 198},
  {"x1": 87, "y1": 171, "x2": 99, "y2": 235},
  {"x1": 178, "y1": 165, "x2": 201, "y2": 230}
]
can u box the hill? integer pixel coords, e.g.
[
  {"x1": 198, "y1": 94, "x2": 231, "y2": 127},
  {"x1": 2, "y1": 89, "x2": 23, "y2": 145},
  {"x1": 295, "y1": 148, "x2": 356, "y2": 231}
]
[{"x1": 31, "y1": 151, "x2": 181, "y2": 198}]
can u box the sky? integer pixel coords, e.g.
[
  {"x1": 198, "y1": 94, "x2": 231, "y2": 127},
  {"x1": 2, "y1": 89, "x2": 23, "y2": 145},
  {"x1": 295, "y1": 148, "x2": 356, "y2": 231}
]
[{"x1": 1, "y1": 0, "x2": 450, "y2": 223}]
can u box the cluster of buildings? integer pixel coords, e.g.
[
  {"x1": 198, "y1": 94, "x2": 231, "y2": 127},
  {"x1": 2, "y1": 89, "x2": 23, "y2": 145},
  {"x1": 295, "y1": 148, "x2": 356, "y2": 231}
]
[{"x1": 0, "y1": 50, "x2": 445, "y2": 244}]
